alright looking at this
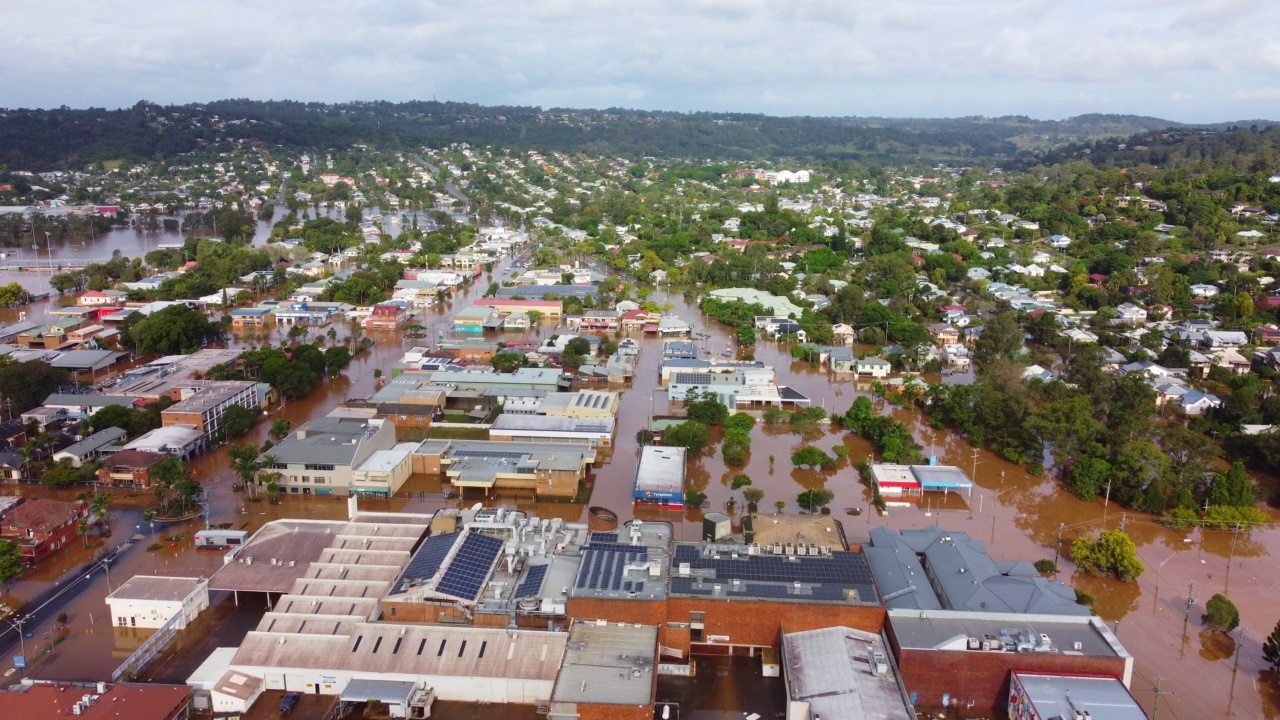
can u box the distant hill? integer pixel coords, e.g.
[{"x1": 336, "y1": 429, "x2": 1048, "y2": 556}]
[{"x1": 0, "y1": 99, "x2": 1271, "y2": 169}]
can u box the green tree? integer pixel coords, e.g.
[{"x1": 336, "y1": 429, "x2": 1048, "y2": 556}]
[
  {"x1": 684, "y1": 390, "x2": 729, "y2": 426},
  {"x1": 663, "y1": 421, "x2": 710, "y2": 454},
  {"x1": 743, "y1": 487, "x2": 764, "y2": 509},
  {"x1": 128, "y1": 304, "x2": 220, "y2": 354},
  {"x1": 1070, "y1": 530, "x2": 1144, "y2": 581},
  {"x1": 791, "y1": 445, "x2": 834, "y2": 469},
  {"x1": 1264, "y1": 619, "x2": 1280, "y2": 670},
  {"x1": 269, "y1": 419, "x2": 292, "y2": 443},
  {"x1": 491, "y1": 351, "x2": 527, "y2": 373},
  {"x1": 564, "y1": 337, "x2": 592, "y2": 356},
  {"x1": 973, "y1": 312, "x2": 1022, "y2": 369},
  {"x1": 797, "y1": 488, "x2": 835, "y2": 513},
  {"x1": 41, "y1": 459, "x2": 81, "y2": 486},
  {"x1": 0, "y1": 360, "x2": 68, "y2": 414},
  {"x1": 0, "y1": 540, "x2": 21, "y2": 584},
  {"x1": 218, "y1": 405, "x2": 259, "y2": 440},
  {"x1": 1202, "y1": 594, "x2": 1240, "y2": 632},
  {"x1": 1207, "y1": 462, "x2": 1255, "y2": 508},
  {"x1": 724, "y1": 413, "x2": 756, "y2": 433},
  {"x1": 227, "y1": 443, "x2": 265, "y2": 499}
]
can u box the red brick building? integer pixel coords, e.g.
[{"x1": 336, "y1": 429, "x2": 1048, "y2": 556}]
[
  {"x1": 883, "y1": 609, "x2": 1133, "y2": 716},
  {"x1": 0, "y1": 498, "x2": 91, "y2": 566}
]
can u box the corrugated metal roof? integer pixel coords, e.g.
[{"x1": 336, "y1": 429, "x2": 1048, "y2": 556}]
[{"x1": 552, "y1": 622, "x2": 657, "y2": 706}]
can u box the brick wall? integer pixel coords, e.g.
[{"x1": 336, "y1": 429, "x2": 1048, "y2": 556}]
[
  {"x1": 576, "y1": 701, "x2": 652, "y2": 720},
  {"x1": 891, "y1": 644, "x2": 1128, "y2": 716},
  {"x1": 567, "y1": 597, "x2": 669, "y2": 640},
  {"x1": 664, "y1": 598, "x2": 885, "y2": 655}
]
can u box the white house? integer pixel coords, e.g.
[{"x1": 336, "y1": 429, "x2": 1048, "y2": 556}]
[
  {"x1": 106, "y1": 575, "x2": 210, "y2": 629},
  {"x1": 1189, "y1": 284, "x2": 1220, "y2": 298},
  {"x1": 1049, "y1": 234, "x2": 1072, "y2": 249},
  {"x1": 853, "y1": 357, "x2": 892, "y2": 379},
  {"x1": 1114, "y1": 303, "x2": 1148, "y2": 325},
  {"x1": 1181, "y1": 391, "x2": 1223, "y2": 416}
]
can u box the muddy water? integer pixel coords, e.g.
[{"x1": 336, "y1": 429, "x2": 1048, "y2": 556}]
[{"x1": 2, "y1": 272, "x2": 1279, "y2": 716}]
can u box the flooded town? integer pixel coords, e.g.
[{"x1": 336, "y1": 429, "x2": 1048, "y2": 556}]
[{"x1": 0, "y1": 108, "x2": 1278, "y2": 720}]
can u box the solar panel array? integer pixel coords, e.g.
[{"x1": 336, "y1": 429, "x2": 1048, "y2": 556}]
[
  {"x1": 589, "y1": 532, "x2": 618, "y2": 543},
  {"x1": 669, "y1": 545, "x2": 879, "y2": 602},
  {"x1": 575, "y1": 542, "x2": 650, "y2": 592},
  {"x1": 515, "y1": 564, "x2": 549, "y2": 598},
  {"x1": 392, "y1": 532, "x2": 459, "y2": 594},
  {"x1": 436, "y1": 532, "x2": 504, "y2": 601},
  {"x1": 452, "y1": 450, "x2": 527, "y2": 461}
]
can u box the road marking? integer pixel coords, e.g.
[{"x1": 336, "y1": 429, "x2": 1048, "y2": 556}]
[{"x1": 3, "y1": 669, "x2": 13, "y2": 677}]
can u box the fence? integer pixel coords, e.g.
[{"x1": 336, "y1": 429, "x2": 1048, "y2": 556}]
[{"x1": 110, "y1": 610, "x2": 182, "y2": 681}]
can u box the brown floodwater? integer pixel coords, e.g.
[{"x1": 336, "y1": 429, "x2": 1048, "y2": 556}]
[{"x1": 3, "y1": 271, "x2": 1280, "y2": 717}]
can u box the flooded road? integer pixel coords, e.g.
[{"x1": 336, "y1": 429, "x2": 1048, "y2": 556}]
[{"x1": 0, "y1": 269, "x2": 1278, "y2": 716}]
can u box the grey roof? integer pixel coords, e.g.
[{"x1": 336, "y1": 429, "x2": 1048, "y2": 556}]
[
  {"x1": 551, "y1": 622, "x2": 657, "y2": 707},
  {"x1": 49, "y1": 349, "x2": 129, "y2": 371},
  {"x1": 782, "y1": 626, "x2": 913, "y2": 720},
  {"x1": 1012, "y1": 672, "x2": 1147, "y2": 720},
  {"x1": 55, "y1": 427, "x2": 128, "y2": 458},
  {"x1": 108, "y1": 575, "x2": 205, "y2": 602},
  {"x1": 868, "y1": 527, "x2": 1088, "y2": 616},
  {"x1": 886, "y1": 608, "x2": 1128, "y2": 658},
  {"x1": 497, "y1": 284, "x2": 596, "y2": 299},
  {"x1": 42, "y1": 394, "x2": 137, "y2": 409},
  {"x1": 864, "y1": 528, "x2": 943, "y2": 611},
  {"x1": 635, "y1": 446, "x2": 685, "y2": 495},
  {"x1": 339, "y1": 678, "x2": 416, "y2": 706},
  {"x1": 265, "y1": 416, "x2": 381, "y2": 465},
  {"x1": 490, "y1": 414, "x2": 615, "y2": 436},
  {"x1": 209, "y1": 520, "x2": 350, "y2": 593}
]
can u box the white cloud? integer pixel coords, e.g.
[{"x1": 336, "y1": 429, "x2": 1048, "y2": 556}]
[{"x1": 2, "y1": 0, "x2": 1278, "y2": 121}]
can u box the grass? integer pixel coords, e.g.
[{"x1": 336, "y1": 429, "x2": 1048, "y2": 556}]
[{"x1": 101, "y1": 159, "x2": 124, "y2": 170}]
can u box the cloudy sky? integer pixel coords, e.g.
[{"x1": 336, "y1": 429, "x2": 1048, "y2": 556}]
[{"x1": 8, "y1": 0, "x2": 1280, "y2": 121}]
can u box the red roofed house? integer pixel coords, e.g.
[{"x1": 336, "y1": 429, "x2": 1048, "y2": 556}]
[
  {"x1": 1256, "y1": 297, "x2": 1280, "y2": 312},
  {"x1": 0, "y1": 498, "x2": 91, "y2": 566}
]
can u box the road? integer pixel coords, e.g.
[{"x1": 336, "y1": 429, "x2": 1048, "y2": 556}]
[{"x1": 0, "y1": 529, "x2": 136, "y2": 680}]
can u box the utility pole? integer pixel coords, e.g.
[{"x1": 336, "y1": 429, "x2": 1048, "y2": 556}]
[
  {"x1": 1225, "y1": 521, "x2": 1242, "y2": 592},
  {"x1": 1152, "y1": 676, "x2": 1165, "y2": 720},
  {"x1": 1119, "y1": 512, "x2": 1128, "y2": 532},
  {"x1": 1185, "y1": 581, "x2": 1196, "y2": 620},
  {"x1": 1054, "y1": 523, "x2": 1065, "y2": 567}
]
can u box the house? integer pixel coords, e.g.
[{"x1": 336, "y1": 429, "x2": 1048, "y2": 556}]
[
  {"x1": 928, "y1": 323, "x2": 961, "y2": 346},
  {"x1": 656, "y1": 316, "x2": 693, "y2": 336},
  {"x1": 943, "y1": 343, "x2": 972, "y2": 370},
  {"x1": 77, "y1": 289, "x2": 127, "y2": 306},
  {"x1": 821, "y1": 346, "x2": 855, "y2": 374},
  {"x1": 966, "y1": 267, "x2": 992, "y2": 281},
  {"x1": 1189, "y1": 283, "x2": 1220, "y2": 298},
  {"x1": 230, "y1": 307, "x2": 273, "y2": 329},
  {"x1": 53, "y1": 427, "x2": 127, "y2": 468},
  {"x1": 1113, "y1": 303, "x2": 1147, "y2": 325},
  {"x1": 1023, "y1": 365, "x2": 1055, "y2": 383},
  {"x1": 1181, "y1": 391, "x2": 1223, "y2": 416},
  {"x1": 366, "y1": 301, "x2": 411, "y2": 329},
  {"x1": 1048, "y1": 234, "x2": 1072, "y2": 249},
  {"x1": 258, "y1": 415, "x2": 400, "y2": 496},
  {"x1": 1202, "y1": 330, "x2": 1249, "y2": 349},
  {"x1": 0, "y1": 499, "x2": 90, "y2": 566},
  {"x1": 831, "y1": 323, "x2": 856, "y2": 346},
  {"x1": 853, "y1": 357, "x2": 892, "y2": 379}
]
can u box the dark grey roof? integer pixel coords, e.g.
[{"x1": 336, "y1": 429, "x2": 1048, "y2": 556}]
[
  {"x1": 669, "y1": 544, "x2": 879, "y2": 605},
  {"x1": 264, "y1": 416, "x2": 380, "y2": 465},
  {"x1": 56, "y1": 427, "x2": 128, "y2": 458},
  {"x1": 864, "y1": 527, "x2": 942, "y2": 611},
  {"x1": 497, "y1": 284, "x2": 596, "y2": 299}
]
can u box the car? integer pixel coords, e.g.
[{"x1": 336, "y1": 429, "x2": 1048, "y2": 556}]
[{"x1": 280, "y1": 692, "x2": 300, "y2": 714}]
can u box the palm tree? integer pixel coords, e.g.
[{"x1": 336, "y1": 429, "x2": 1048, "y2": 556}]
[
  {"x1": 269, "y1": 419, "x2": 292, "y2": 443},
  {"x1": 76, "y1": 518, "x2": 91, "y2": 548},
  {"x1": 90, "y1": 494, "x2": 111, "y2": 537}
]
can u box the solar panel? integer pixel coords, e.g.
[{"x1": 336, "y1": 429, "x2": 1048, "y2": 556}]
[
  {"x1": 436, "y1": 532, "x2": 504, "y2": 601},
  {"x1": 516, "y1": 564, "x2": 548, "y2": 598},
  {"x1": 393, "y1": 532, "x2": 459, "y2": 593},
  {"x1": 589, "y1": 532, "x2": 618, "y2": 543}
]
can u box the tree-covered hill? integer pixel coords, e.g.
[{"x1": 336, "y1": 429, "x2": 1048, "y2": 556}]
[{"x1": 0, "y1": 99, "x2": 1271, "y2": 169}]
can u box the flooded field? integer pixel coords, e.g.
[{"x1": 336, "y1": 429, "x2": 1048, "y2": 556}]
[{"x1": 0, "y1": 261, "x2": 1277, "y2": 717}]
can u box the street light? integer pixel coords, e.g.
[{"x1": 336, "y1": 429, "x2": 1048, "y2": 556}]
[
  {"x1": 2, "y1": 615, "x2": 27, "y2": 679},
  {"x1": 1154, "y1": 552, "x2": 1178, "y2": 611}
]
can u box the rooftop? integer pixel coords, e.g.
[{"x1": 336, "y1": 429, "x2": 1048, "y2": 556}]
[
  {"x1": 669, "y1": 543, "x2": 881, "y2": 605},
  {"x1": 783, "y1": 626, "x2": 914, "y2": 720},
  {"x1": 552, "y1": 621, "x2": 658, "y2": 707},
  {"x1": 108, "y1": 575, "x2": 205, "y2": 603},
  {"x1": 635, "y1": 446, "x2": 686, "y2": 495},
  {"x1": 572, "y1": 521, "x2": 672, "y2": 601},
  {"x1": 887, "y1": 608, "x2": 1130, "y2": 659},
  {"x1": 744, "y1": 514, "x2": 848, "y2": 551},
  {"x1": 0, "y1": 683, "x2": 190, "y2": 720},
  {"x1": 490, "y1": 414, "x2": 615, "y2": 437},
  {"x1": 208, "y1": 520, "x2": 353, "y2": 593},
  {"x1": 265, "y1": 416, "x2": 384, "y2": 465},
  {"x1": 1011, "y1": 672, "x2": 1148, "y2": 720}
]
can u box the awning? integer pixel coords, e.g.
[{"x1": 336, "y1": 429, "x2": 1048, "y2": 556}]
[{"x1": 340, "y1": 678, "x2": 417, "y2": 706}]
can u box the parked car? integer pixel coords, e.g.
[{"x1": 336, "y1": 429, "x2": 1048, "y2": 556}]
[{"x1": 280, "y1": 692, "x2": 300, "y2": 714}]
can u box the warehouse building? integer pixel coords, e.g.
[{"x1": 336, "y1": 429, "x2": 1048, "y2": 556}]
[
  {"x1": 548, "y1": 621, "x2": 659, "y2": 720},
  {"x1": 781, "y1": 626, "x2": 914, "y2": 720},
  {"x1": 633, "y1": 446, "x2": 686, "y2": 507},
  {"x1": 106, "y1": 575, "x2": 210, "y2": 629}
]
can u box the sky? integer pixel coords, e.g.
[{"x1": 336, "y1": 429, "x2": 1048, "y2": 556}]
[{"x1": 8, "y1": 0, "x2": 1280, "y2": 121}]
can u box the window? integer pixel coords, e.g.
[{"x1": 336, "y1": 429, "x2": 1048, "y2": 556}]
[
  {"x1": 690, "y1": 611, "x2": 705, "y2": 642},
  {"x1": 437, "y1": 640, "x2": 447, "y2": 657},
  {"x1": 417, "y1": 639, "x2": 427, "y2": 656},
  {"x1": 313, "y1": 478, "x2": 325, "y2": 485},
  {"x1": 301, "y1": 476, "x2": 310, "y2": 483},
  {"x1": 458, "y1": 640, "x2": 467, "y2": 657},
  {"x1": 371, "y1": 638, "x2": 382, "y2": 654}
]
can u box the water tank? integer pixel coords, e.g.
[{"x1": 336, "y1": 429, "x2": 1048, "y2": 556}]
[{"x1": 703, "y1": 512, "x2": 731, "y2": 541}]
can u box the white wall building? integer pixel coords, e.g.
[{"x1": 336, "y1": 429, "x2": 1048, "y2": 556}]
[{"x1": 106, "y1": 575, "x2": 210, "y2": 629}]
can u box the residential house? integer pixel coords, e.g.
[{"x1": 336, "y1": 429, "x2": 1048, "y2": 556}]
[
  {"x1": 853, "y1": 357, "x2": 892, "y2": 379},
  {"x1": 821, "y1": 346, "x2": 855, "y2": 374},
  {"x1": 1202, "y1": 330, "x2": 1249, "y2": 349},
  {"x1": 928, "y1": 323, "x2": 961, "y2": 347},
  {"x1": 1114, "y1": 303, "x2": 1147, "y2": 325},
  {"x1": 97, "y1": 449, "x2": 169, "y2": 488},
  {"x1": 53, "y1": 427, "x2": 127, "y2": 468},
  {"x1": 77, "y1": 289, "x2": 127, "y2": 306},
  {"x1": 0, "y1": 499, "x2": 90, "y2": 566},
  {"x1": 831, "y1": 323, "x2": 856, "y2": 346},
  {"x1": 1189, "y1": 284, "x2": 1220, "y2": 298},
  {"x1": 1181, "y1": 391, "x2": 1223, "y2": 416}
]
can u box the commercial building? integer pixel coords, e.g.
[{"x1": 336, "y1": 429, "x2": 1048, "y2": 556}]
[
  {"x1": 472, "y1": 298, "x2": 563, "y2": 318},
  {"x1": 412, "y1": 439, "x2": 596, "y2": 498},
  {"x1": 161, "y1": 380, "x2": 267, "y2": 445},
  {"x1": 106, "y1": 575, "x2": 210, "y2": 629},
  {"x1": 781, "y1": 626, "x2": 914, "y2": 720},
  {"x1": 489, "y1": 414, "x2": 616, "y2": 449},
  {"x1": 536, "y1": 390, "x2": 621, "y2": 418},
  {"x1": 885, "y1": 609, "x2": 1133, "y2": 716},
  {"x1": 868, "y1": 463, "x2": 974, "y2": 501},
  {"x1": 428, "y1": 366, "x2": 565, "y2": 394},
  {"x1": 122, "y1": 425, "x2": 205, "y2": 460},
  {"x1": 97, "y1": 449, "x2": 169, "y2": 487},
  {"x1": 633, "y1": 446, "x2": 686, "y2": 507},
  {"x1": 865, "y1": 527, "x2": 1089, "y2": 616},
  {"x1": 259, "y1": 415, "x2": 399, "y2": 496},
  {"x1": 549, "y1": 621, "x2": 658, "y2": 720},
  {"x1": 0, "y1": 683, "x2": 192, "y2": 720}
]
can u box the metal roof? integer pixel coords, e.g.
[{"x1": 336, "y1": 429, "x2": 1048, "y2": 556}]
[
  {"x1": 634, "y1": 447, "x2": 685, "y2": 495},
  {"x1": 886, "y1": 609, "x2": 1128, "y2": 658},
  {"x1": 669, "y1": 543, "x2": 881, "y2": 605},
  {"x1": 340, "y1": 678, "x2": 416, "y2": 706},
  {"x1": 108, "y1": 575, "x2": 205, "y2": 603},
  {"x1": 551, "y1": 622, "x2": 657, "y2": 707},
  {"x1": 1012, "y1": 672, "x2": 1147, "y2": 720},
  {"x1": 782, "y1": 626, "x2": 913, "y2": 720}
]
